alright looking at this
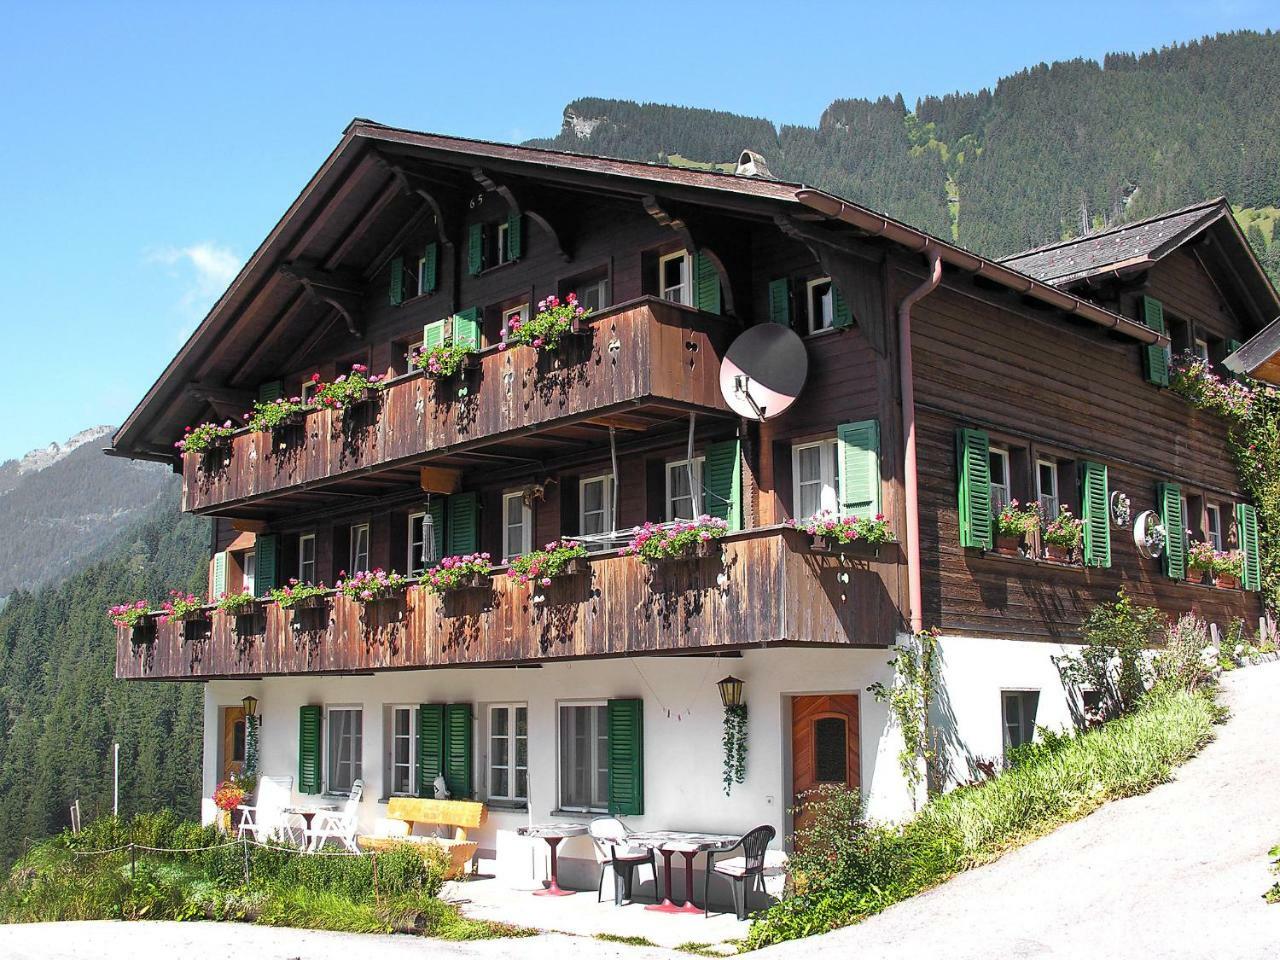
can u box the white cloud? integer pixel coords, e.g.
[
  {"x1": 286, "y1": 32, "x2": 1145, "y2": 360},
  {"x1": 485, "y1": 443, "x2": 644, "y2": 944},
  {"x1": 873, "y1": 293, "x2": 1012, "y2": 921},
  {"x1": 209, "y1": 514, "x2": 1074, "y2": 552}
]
[{"x1": 148, "y1": 242, "x2": 242, "y2": 337}]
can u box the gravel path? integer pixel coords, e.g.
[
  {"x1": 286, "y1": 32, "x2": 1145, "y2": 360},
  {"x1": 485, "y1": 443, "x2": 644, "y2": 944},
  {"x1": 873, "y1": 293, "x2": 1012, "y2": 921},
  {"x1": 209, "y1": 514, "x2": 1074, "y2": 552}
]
[
  {"x1": 7, "y1": 663, "x2": 1278, "y2": 959},
  {"x1": 761, "y1": 659, "x2": 1280, "y2": 960}
]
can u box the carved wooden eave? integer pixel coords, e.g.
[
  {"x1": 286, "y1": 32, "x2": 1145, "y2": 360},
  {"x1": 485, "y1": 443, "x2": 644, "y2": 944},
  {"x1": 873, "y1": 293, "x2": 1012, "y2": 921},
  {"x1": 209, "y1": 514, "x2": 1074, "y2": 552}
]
[
  {"x1": 278, "y1": 260, "x2": 365, "y2": 338},
  {"x1": 774, "y1": 214, "x2": 890, "y2": 356},
  {"x1": 188, "y1": 382, "x2": 254, "y2": 419},
  {"x1": 375, "y1": 156, "x2": 455, "y2": 247},
  {"x1": 643, "y1": 195, "x2": 747, "y2": 319},
  {"x1": 472, "y1": 167, "x2": 572, "y2": 262}
]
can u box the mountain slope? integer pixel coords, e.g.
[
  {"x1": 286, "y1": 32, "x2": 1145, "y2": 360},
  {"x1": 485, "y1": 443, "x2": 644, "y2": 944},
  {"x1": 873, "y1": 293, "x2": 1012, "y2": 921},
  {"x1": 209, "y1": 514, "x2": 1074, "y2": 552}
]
[
  {"x1": 527, "y1": 30, "x2": 1280, "y2": 279},
  {"x1": 0, "y1": 429, "x2": 175, "y2": 597},
  {"x1": 0, "y1": 489, "x2": 207, "y2": 868}
]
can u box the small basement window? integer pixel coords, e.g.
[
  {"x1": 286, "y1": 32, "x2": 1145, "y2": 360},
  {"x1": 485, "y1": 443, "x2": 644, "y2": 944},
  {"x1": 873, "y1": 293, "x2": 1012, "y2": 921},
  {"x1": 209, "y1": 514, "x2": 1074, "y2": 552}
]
[{"x1": 1002, "y1": 690, "x2": 1039, "y2": 757}]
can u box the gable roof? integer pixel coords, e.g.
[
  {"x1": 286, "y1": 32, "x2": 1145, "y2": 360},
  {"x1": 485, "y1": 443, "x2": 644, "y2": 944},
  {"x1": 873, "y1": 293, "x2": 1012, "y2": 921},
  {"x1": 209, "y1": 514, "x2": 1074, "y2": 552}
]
[
  {"x1": 1224, "y1": 315, "x2": 1280, "y2": 385},
  {"x1": 110, "y1": 120, "x2": 1162, "y2": 462}
]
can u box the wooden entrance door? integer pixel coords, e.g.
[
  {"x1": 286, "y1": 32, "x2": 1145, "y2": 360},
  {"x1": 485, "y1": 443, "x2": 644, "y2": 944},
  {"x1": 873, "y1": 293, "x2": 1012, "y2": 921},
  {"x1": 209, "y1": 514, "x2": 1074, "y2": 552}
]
[
  {"x1": 791, "y1": 694, "x2": 860, "y2": 836},
  {"x1": 221, "y1": 706, "x2": 247, "y2": 781}
]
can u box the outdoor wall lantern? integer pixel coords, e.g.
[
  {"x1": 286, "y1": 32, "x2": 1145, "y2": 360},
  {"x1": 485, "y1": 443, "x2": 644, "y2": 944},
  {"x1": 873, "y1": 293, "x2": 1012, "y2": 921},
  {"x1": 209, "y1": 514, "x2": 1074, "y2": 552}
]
[
  {"x1": 717, "y1": 675, "x2": 745, "y2": 708},
  {"x1": 241, "y1": 695, "x2": 259, "y2": 720}
]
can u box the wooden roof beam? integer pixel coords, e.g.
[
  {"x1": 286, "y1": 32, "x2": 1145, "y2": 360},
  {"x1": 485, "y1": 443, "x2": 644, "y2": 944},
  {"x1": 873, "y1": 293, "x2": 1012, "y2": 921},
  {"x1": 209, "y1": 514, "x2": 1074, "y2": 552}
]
[
  {"x1": 472, "y1": 167, "x2": 573, "y2": 262},
  {"x1": 644, "y1": 195, "x2": 745, "y2": 318},
  {"x1": 375, "y1": 155, "x2": 456, "y2": 248},
  {"x1": 278, "y1": 260, "x2": 365, "y2": 338}
]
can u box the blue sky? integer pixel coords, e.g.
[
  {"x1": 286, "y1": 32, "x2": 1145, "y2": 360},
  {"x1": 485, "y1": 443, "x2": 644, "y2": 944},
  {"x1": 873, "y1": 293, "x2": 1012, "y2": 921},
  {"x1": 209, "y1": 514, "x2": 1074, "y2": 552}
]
[{"x1": 0, "y1": 0, "x2": 1275, "y2": 462}]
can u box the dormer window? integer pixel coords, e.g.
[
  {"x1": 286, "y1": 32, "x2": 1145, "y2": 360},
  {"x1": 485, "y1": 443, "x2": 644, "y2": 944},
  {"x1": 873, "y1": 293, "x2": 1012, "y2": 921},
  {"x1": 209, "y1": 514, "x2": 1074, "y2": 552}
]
[{"x1": 659, "y1": 250, "x2": 692, "y2": 306}]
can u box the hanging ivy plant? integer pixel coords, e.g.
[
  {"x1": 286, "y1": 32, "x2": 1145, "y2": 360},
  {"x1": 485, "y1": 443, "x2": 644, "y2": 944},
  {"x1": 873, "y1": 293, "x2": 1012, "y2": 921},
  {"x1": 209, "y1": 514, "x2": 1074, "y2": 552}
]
[
  {"x1": 867, "y1": 628, "x2": 938, "y2": 808},
  {"x1": 722, "y1": 703, "x2": 748, "y2": 795}
]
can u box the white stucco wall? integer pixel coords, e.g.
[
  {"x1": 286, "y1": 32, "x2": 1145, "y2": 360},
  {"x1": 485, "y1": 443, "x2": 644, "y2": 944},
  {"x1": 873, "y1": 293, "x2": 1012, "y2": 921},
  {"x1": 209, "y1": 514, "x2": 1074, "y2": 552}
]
[{"x1": 202, "y1": 635, "x2": 1089, "y2": 889}]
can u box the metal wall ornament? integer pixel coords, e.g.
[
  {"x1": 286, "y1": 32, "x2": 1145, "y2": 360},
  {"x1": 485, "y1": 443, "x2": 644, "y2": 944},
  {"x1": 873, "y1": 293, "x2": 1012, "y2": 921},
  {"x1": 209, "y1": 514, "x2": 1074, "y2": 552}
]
[
  {"x1": 1110, "y1": 491, "x2": 1132, "y2": 528},
  {"x1": 1133, "y1": 509, "x2": 1167, "y2": 559}
]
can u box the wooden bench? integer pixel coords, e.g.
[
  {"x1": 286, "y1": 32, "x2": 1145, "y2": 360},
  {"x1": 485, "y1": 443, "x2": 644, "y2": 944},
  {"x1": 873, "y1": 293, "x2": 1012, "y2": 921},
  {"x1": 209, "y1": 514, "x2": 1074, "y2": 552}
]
[{"x1": 358, "y1": 798, "x2": 487, "y2": 878}]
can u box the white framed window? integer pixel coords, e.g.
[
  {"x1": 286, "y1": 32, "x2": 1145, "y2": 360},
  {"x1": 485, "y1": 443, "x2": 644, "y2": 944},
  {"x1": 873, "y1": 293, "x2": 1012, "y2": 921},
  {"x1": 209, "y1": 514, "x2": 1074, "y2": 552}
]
[
  {"x1": 386, "y1": 705, "x2": 416, "y2": 797},
  {"x1": 349, "y1": 523, "x2": 370, "y2": 574},
  {"x1": 502, "y1": 303, "x2": 529, "y2": 342},
  {"x1": 301, "y1": 380, "x2": 319, "y2": 404},
  {"x1": 502, "y1": 491, "x2": 532, "y2": 560},
  {"x1": 1002, "y1": 690, "x2": 1039, "y2": 758},
  {"x1": 1036, "y1": 458, "x2": 1059, "y2": 519},
  {"x1": 579, "y1": 474, "x2": 615, "y2": 540},
  {"x1": 496, "y1": 221, "x2": 511, "y2": 265},
  {"x1": 241, "y1": 551, "x2": 256, "y2": 596},
  {"x1": 487, "y1": 703, "x2": 529, "y2": 804},
  {"x1": 792, "y1": 439, "x2": 841, "y2": 520},
  {"x1": 1194, "y1": 338, "x2": 1210, "y2": 363},
  {"x1": 408, "y1": 513, "x2": 427, "y2": 576},
  {"x1": 806, "y1": 277, "x2": 834, "y2": 334},
  {"x1": 326, "y1": 705, "x2": 363, "y2": 795},
  {"x1": 658, "y1": 250, "x2": 692, "y2": 306},
  {"x1": 416, "y1": 254, "x2": 432, "y2": 295},
  {"x1": 1206, "y1": 503, "x2": 1223, "y2": 551},
  {"x1": 666, "y1": 457, "x2": 705, "y2": 520},
  {"x1": 404, "y1": 338, "x2": 423, "y2": 375},
  {"x1": 577, "y1": 277, "x2": 610, "y2": 313},
  {"x1": 558, "y1": 701, "x2": 608, "y2": 812},
  {"x1": 298, "y1": 533, "x2": 316, "y2": 583},
  {"x1": 989, "y1": 446, "x2": 1012, "y2": 512}
]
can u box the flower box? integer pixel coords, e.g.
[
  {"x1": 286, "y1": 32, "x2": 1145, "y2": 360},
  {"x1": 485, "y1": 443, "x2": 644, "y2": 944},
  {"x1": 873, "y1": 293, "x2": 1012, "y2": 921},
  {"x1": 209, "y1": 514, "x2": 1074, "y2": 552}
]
[
  {"x1": 994, "y1": 534, "x2": 1025, "y2": 557},
  {"x1": 651, "y1": 539, "x2": 720, "y2": 562},
  {"x1": 1042, "y1": 544, "x2": 1074, "y2": 563},
  {"x1": 1214, "y1": 572, "x2": 1240, "y2": 589},
  {"x1": 441, "y1": 571, "x2": 491, "y2": 591},
  {"x1": 129, "y1": 619, "x2": 157, "y2": 644},
  {"x1": 291, "y1": 593, "x2": 329, "y2": 610},
  {"x1": 810, "y1": 536, "x2": 884, "y2": 560}
]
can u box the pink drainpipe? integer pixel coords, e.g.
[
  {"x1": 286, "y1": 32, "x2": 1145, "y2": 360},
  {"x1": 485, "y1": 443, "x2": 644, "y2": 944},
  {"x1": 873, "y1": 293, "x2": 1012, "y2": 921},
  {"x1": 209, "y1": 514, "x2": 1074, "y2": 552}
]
[{"x1": 899, "y1": 247, "x2": 943, "y2": 634}]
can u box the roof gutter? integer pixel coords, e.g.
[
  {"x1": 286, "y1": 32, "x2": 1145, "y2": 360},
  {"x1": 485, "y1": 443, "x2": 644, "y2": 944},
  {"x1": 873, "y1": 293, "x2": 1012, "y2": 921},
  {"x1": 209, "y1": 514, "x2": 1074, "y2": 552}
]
[{"x1": 795, "y1": 190, "x2": 1167, "y2": 346}]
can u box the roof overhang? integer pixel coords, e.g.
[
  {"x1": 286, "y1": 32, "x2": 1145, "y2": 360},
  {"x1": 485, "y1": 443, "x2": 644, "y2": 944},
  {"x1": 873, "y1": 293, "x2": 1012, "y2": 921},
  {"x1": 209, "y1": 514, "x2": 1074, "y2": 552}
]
[{"x1": 1224, "y1": 315, "x2": 1280, "y2": 385}]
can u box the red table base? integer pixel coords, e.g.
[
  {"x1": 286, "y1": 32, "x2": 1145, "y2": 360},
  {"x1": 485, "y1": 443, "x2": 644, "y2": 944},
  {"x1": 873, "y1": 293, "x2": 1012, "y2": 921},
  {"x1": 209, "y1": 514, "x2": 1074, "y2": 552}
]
[
  {"x1": 673, "y1": 850, "x2": 703, "y2": 913},
  {"x1": 646, "y1": 849, "x2": 684, "y2": 912},
  {"x1": 533, "y1": 835, "x2": 576, "y2": 897}
]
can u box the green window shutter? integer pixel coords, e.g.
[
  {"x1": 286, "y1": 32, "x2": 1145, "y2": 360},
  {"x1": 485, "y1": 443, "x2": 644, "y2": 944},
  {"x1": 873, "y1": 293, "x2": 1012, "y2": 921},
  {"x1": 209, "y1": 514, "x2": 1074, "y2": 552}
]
[
  {"x1": 257, "y1": 381, "x2": 283, "y2": 403},
  {"x1": 693, "y1": 251, "x2": 721, "y2": 315},
  {"x1": 1158, "y1": 482, "x2": 1186, "y2": 580},
  {"x1": 1236, "y1": 503, "x2": 1262, "y2": 591},
  {"x1": 505, "y1": 212, "x2": 522, "y2": 261},
  {"x1": 467, "y1": 223, "x2": 484, "y2": 276},
  {"x1": 832, "y1": 285, "x2": 853, "y2": 329},
  {"x1": 298, "y1": 705, "x2": 323, "y2": 795},
  {"x1": 451, "y1": 307, "x2": 481, "y2": 351},
  {"x1": 423, "y1": 319, "x2": 447, "y2": 352},
  {"x1": 837, "y1": 419, "x2": 881, "y2": 519},
  {"x1": 420, "y1": 243, "x2": 438, "y2": 294},
  {"x1": 212, "y1": 551, "x2": 228, "y2": 596},
  {"x1": 416, "y1": 703, "x2": 445, "y2": 796},
  {"x1": 767, "y1": 277, "x2": 791, "y2": 326},
  {"x1": 607, "y1": 698, "x2": 644, "y2": 816},
  {"x1": 389, "y1": 256, "x2": 405, "y2": 306},
  {"x1": 444, "y1": 703, "x2": 473, "y2": 799},
  {"x1": 1141, "y1": 296, "x2": 1169, "y2": 387},
  {"x1": 427, "y1": 497, "x2": 446, "y2": 562},
  {"x1": 1079, "y1": 461, "x2": 1111, "y2": 568},
  {"x1": 446, "y1": 492, "x2": 478, "y2": 555},
  {"x1": 956, "y1": 428, "x2": 992, "y2": 550},
  {"x1": 702, "y1": 439, "x2": 742, "y2": 531},
  {"x1": 254, "y1": 534, "x2": 278, "y2": 594}
]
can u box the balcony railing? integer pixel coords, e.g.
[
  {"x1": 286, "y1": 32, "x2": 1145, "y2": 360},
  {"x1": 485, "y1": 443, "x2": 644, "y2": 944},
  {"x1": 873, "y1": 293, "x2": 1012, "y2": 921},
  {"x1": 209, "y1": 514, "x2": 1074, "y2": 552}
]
[
  {"x1": 182, "y1": 298, "x2": 732, "y2": 515},
  {"x1": 116, "y1": 528, "x2": 902, "y2": 681}
]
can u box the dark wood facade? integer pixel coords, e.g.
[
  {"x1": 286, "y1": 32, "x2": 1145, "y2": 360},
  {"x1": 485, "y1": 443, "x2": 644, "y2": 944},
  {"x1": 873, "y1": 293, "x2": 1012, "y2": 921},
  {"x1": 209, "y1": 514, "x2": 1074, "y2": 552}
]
[{"x1": 112, "y1": 126, "x2": 1272, "y2": 680}]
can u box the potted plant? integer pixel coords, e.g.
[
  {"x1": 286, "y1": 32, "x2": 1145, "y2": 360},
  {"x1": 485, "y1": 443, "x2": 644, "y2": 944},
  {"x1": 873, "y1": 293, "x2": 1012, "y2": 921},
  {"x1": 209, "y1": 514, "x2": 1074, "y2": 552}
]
[
  {"x1": 411, "y1": 342, "x2": 479, "y2": 381},
  {"x1": 1042, "y1": 506, "x2": 1083, "y2": 563},
  {"x1": 1187, "y1": 540, "x2": 1217, "y2": 585},
  {"x1": 244, "y1": 395, "x2": 312, "y2": 436},
  {"x1": 216, "y1": 590, "x2": 262, "y2": 617},
  {"x1": 311, "y1": 364, "x2": 386, "y2": 412},
  {"x1": 336, "y1": 568, "x2": 410, "y2": 604},
  {"x1": 269, "y1": 579, "x2": 330, "y2": 610},
  {"x1": 501, "y1": 293, "x2": 592, "y2": 353},
  {"x1": 994, "y1": 500, "x2": 1040, "y2": 557},
  {"x1": 175, "y1": 420, "x2": 236, "y2": 457},
  {"x1": 509, "y1": 539, "x2": 590, "y2": 587},
  {"x1": 787, "y1": 511, "x2": 895, "y2": 554},
  {"x1": 160, "y1": 590, "x2": 209, "y2": 624},
  {"x1": 212, "y1": 779, "x2": 247, "y2": 834},
  {"x1": 625, "y1": 517, "x2": 728, "y2": 563},
  {"x1": 1214, "y1": 549, "x2": 1244, "y2": 589},
  {"x1": 424, "y1": 553, "x2": 493, "y2": 594},
  {"x1": 108, "y1": 600, "x2": 155, "y2": 642}
]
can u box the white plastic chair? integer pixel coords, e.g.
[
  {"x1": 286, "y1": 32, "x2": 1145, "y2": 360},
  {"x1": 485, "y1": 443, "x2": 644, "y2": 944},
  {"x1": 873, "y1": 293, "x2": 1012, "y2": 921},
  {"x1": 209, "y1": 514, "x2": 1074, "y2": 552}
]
[
  {"x1": 589, "y1": 816, "x2": 656, "y2": 904},
  {"x1": 236, "y1": 776, "x2": 297, "y2": 844},
  {"x1": 305, "y1": 779, "x2": 363, "y2": 852}
]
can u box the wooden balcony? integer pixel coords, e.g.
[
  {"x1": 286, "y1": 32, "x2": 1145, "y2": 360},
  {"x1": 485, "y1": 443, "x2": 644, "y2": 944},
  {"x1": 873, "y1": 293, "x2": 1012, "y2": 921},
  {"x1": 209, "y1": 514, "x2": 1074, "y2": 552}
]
[
  {"x1": 116, "y1": 528, "x2": 903, "y2": 681},
  {"x1": 182, "y1": 298, "x2": 733, "y2": 517}
]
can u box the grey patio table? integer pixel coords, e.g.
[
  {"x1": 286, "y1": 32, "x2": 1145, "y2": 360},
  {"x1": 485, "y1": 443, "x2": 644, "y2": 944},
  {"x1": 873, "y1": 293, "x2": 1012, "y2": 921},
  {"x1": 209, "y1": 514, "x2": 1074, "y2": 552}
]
[
  {"x1": 517, "y1": 822, "x2": 589, "y2": 896},
  {"x1": 624, "y1": 830, "x2": 740, "y2": 914}
]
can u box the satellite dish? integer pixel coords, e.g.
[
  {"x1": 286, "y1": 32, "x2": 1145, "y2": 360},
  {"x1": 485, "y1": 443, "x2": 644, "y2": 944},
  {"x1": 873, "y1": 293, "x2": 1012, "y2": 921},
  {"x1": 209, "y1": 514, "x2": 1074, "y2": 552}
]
[{"x1": 719, "y1": 324, "x2": 808, "y2": 421}]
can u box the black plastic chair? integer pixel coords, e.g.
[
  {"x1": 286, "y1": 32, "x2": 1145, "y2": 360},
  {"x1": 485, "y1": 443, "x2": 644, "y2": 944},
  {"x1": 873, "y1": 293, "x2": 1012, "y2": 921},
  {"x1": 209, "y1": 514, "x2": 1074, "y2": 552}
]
[{"x1": 704, "y1": 824, "x2": 775, "y2": 920}]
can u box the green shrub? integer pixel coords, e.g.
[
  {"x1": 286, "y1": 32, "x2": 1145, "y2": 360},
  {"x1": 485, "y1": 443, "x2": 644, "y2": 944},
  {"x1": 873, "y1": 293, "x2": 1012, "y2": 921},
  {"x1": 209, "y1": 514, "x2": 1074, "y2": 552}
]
[{"x1": 747, "y1": 688, "x2": 1217, "y2": 948}]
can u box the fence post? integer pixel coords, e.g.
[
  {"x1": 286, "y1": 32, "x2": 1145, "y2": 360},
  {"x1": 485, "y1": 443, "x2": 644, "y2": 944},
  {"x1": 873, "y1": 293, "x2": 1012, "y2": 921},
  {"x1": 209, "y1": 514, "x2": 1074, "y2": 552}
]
[
  {"x1": 242, "y1": 838, "x2": 250, "y2": 886},
  {"x1": 372, "y1": 851, "x2": 379, "y2": 904},
  {"x1": 129, "y1": 842, "x2": 136, "y2": 881}
]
